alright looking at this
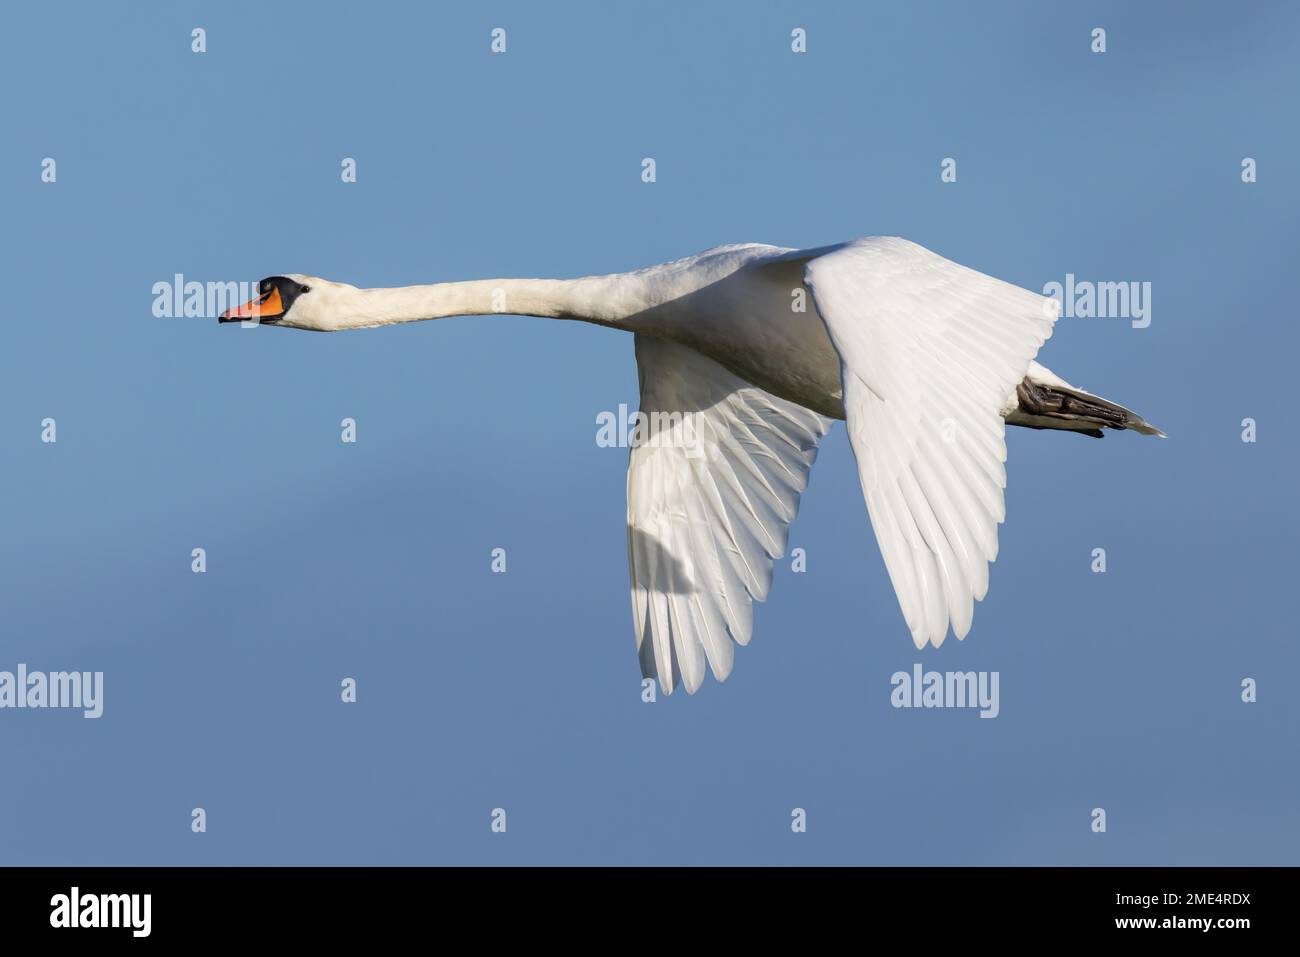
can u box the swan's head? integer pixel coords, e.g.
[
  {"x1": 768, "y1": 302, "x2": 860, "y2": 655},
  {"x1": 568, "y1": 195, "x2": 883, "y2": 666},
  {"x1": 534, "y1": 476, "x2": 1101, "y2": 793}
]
[{"x1": 218, "y1": 274, "x2": 354, "y2": 330}]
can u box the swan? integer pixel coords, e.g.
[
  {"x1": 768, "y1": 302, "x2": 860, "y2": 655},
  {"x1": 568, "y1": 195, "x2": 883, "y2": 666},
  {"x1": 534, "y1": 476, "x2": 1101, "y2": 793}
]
[{"x1": 219, "y1": 238, "x2": 1162, "y2": 694}]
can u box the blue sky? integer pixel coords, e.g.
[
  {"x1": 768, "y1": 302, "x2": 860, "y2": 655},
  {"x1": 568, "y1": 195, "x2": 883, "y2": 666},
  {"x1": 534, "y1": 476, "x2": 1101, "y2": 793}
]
[{"x1": 1, "y1": 1, "x2": 1297, "y2": 864}]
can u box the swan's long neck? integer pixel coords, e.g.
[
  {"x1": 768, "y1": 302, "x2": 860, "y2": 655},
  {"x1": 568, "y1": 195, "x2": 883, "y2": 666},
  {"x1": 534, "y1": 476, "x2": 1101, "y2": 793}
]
[{"x1": 319, "y1": 274, "x2": 648, "y2": 331}]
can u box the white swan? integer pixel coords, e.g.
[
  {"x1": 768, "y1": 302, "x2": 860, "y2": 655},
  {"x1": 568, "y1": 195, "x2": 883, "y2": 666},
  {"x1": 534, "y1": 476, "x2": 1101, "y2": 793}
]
[{"x1": 219, "y1": 238, "x2": 1162, "y2": 694}]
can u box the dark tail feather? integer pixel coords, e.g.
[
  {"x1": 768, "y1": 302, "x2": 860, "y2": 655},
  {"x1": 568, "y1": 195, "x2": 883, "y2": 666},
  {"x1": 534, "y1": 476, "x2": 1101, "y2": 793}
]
[{"x1": 1009, "y1": 377, "x2": 1165, "y2": 439}]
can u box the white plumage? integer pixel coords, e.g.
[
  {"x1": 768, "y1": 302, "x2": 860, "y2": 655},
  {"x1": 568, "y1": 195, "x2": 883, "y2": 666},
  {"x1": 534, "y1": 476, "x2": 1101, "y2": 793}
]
[
  {"x1": 222, "y1": 237, "x2": 1161, "y2": 695},
  {"x1": 628, "y1": 334, "x2": 831, "y2": 693},
  {"x1": 805, "y1": 239, "x2": 1057, "y2": 651}
]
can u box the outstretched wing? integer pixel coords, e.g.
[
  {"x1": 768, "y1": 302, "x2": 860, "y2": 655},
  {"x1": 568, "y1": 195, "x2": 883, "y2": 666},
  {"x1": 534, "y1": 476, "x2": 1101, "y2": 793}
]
[
  {"x1": 627, "y1": 334, "x2": 832, "y2": 694},
  {"x1": 804, "y1": 238, "x2": 1059, "y2": 648}
]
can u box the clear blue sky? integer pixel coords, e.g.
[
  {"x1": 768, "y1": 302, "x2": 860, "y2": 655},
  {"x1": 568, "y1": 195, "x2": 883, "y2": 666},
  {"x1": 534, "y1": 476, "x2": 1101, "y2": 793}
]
[{"x1": 2, "y1": 1, "x2": 1297, "y2": 865}]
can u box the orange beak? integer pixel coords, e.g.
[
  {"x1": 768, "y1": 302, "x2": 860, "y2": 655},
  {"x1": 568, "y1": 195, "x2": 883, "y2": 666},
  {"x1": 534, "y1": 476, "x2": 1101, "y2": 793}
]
[{"x1": 218, "y1": 287, "x2": 284, "y2": 323}]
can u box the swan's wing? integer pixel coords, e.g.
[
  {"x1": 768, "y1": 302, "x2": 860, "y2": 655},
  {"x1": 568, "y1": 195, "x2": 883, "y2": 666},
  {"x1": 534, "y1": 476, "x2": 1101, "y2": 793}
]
[
  {"x1": 803, "y1": 238, "x2": 1059, "y2": 648},
  {"x1": 627, "y1": 334, "x2": 832, "y2": 694}
]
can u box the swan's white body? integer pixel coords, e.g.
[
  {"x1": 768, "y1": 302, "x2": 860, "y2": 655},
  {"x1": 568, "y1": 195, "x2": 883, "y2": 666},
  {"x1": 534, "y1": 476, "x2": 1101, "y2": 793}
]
[{"x1": 243, "y1": 237, "x2": 1160, "y2": 694}]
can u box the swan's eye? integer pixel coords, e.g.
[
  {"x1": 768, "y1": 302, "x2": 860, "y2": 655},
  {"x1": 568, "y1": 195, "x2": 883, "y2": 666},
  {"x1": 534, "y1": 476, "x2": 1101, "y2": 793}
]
[{"x1": 300, "y1": 285, "x2": 311, "y2": 294}]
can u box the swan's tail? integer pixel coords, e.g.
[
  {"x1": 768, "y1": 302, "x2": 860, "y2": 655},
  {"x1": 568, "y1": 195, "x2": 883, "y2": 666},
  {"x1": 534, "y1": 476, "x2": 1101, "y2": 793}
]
[{"x1": 1005, "y1": 361, "x2": 1165, "y2": 439}]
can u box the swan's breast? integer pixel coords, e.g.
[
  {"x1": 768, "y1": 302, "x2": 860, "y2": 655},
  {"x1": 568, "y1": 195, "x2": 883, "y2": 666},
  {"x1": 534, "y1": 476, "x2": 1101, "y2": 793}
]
[{"x1": 636, "y1": 251, "x2": 847, "y2": 420}]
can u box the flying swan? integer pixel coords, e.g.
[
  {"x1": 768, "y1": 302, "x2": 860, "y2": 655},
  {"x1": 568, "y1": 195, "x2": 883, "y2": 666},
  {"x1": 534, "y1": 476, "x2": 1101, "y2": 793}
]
[{"x1": 219, "y1": 238, "x2": 1162, "y2": 694}]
